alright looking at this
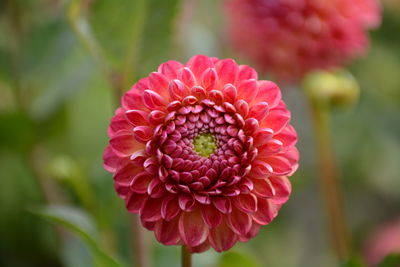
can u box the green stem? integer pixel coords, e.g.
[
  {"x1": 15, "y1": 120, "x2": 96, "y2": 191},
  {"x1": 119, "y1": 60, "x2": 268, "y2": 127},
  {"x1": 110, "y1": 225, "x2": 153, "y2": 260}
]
[
  {"x1": 121, "y1": 0, "x2": 149, "y2": 89},
  {"x1": 181, "y1": 246, "x2": 192, "y2": 267},
  {"x1": 310, "y1": 102, "x2": 350, "y2": 261}
]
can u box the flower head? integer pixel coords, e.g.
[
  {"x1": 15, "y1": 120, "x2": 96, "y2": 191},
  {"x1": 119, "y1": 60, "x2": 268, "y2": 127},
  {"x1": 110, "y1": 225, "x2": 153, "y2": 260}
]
[
  {"x1": 225, "y1": 0, "x2": 381, "y2": 81},
  {"x1": 103, "y1": 55, "x2": 299, "y2": 253}
]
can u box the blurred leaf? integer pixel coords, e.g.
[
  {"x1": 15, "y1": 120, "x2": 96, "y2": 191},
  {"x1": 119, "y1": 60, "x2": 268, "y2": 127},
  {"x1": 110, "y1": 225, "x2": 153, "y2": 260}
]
[
  {"x1": 31, "y1": 205, "x2": 124, "y2": 267},
  {"x1": 217, "y1": 251, "x2": 261, "y2": 267},
  {"x1": 377, "y1": 254, "x2": 400, "y2": 267},
  {"x1": 341, "y1": 257, "x2": 365, "y2": 267}
]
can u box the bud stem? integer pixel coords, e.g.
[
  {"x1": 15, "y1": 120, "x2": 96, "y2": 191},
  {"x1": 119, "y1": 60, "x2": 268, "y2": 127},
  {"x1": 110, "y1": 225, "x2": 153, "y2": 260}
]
[
  {"x1": 310, "y1": 102, "x2": 351, "y2": 261},
  {"x1": 181, "y1": 246, "x2": 192, "y2": 267}
]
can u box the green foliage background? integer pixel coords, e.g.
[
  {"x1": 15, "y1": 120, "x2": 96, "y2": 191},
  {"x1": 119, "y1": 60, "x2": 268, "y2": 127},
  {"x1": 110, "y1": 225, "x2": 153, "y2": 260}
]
[{"x1": 0, "y1": 0, "x2": 399, "y2": 266}]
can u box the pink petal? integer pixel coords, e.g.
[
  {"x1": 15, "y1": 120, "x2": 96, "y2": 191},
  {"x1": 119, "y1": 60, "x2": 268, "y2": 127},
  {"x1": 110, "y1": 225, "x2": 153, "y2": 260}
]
[
  {"x1": 130, "y1": 171, "x2": 152, "y2": 194},
  {"x1": 212, "y1": 196, "x2": 232, "y2": 214},
  {"x1": 179, "y1": 67, "x2": 196, "y2": 88},
  {"x1": 186, "y1": 55, "x2": 214, "y2": 81},
  {"x1": 161, "y1": 195, "x2": 181, "y2": 221},
  {"x1": 261, "y1": 108, "x2": 290, "y2": 134},
  {"x1": 125, "y1": 110, "x2": 149, "y2": 126},
  {"x1": 140, "y1": 197, "x2": 162, "y2": 222},
  {"x1": 110, "y1": 130, "x2": 144, "y2": 157},
  {"x1": 248, "y1": 102, "x2": 269, "y2": 121},
  {"x1": 249, "y1": 160, "x2": 273, "y2": 178},
  {"x1": 234, "y1": 100, "x2": 249, "y2": 118},
  {"x1": 179, "y1": 208, "x2": 209, "y2": 247},
  {"x1": 235, "y1": 193, "x2": 258, "y2": 213},
  {"x1": 209, "y1": 222, "x2": 238, "y2": 252},
  {"x1": 264, "y1": 156, "x2": 292, "y2": 176},
  {"x1": 244, "y1": 118, "x2": 259, "y2": 135},
  {"x1": 169, "y1": 79, "x2": 189, "y2": 100},
  {"x1": 237, "y1": 65, "x2": 258, "y2": 81},
  {"x1": 155, "y1": 217, "x2": 181, "y2": 245},
  {"x1": 255, "y1": 81, "x2": 282, "y2": 108},
  {"x1": 147, "y1": 178, "x2": 166, "y2": 198},
  {"x1": 274, "y1": 125, "x2": 298, "y2": 148},
  {"x1": 237, "y1": 79, "x2": 258, "y2": 103},
  {"x1": 201, "y1": 68, "x2": 218, "y2": 92},
  {"x1": 227, "y1": 208, "x2": 252, "y2": 236},
  {"x1": 257, "y1": 139, "x2": 283, "y2": 158},
  {"x1": 252, "y1": 198, "x2": 279, "y2": 225},
  {"x1": 252, "y1": 178, "x2": 275, "y2": 198},
  {"x1": 125, "y1": 192, "x2": 148, "y2": 213},
  {"x1": 122, "y1": 89, "x2": 147, "y2": 111},
  {"x1": 133, "y1": 126, "x2": 153, "y2": 143},
  {"x1": 215, "y1": 58, "x2": 238, "y2": 85},
  {"x1": 179, "y1": 194, "x2": 196, "y2": 212},
  {"x1": 237, "y1": 222, "x2": 261, "y2": 242},
  {"x1": 142, "y1": 90, "x2": 167, "y2": 110},
  {"x1": 269, "y1": 176, "x2": 292, "y2": 205},
  {"x1": 148, "y1": 110, "x2": 166, "y2": 125},
  {"x1": 103, "y1": 145, "x2": 121, "y2": 173},
  {"x1": 188, "y1": 241, "x2": 210, "y2": 253},
  {"x1": 108, "y1": 108, "x2": 132, "y2": 136},
  {"x1": 202, "y1": 204, "x2": 222, "y2": 228},
  {"x1": 157, "y1": 60, "x2": 184, "y2": 80},
  {"x1": 222, "y1": 84, "x2": 237, "y2": 103},
  {"x1": 149, "y1": 72, "x2": 169, "y2": 98},
  {"x1": 253, "y1": 128, "x2": 274, "y2": 147}
]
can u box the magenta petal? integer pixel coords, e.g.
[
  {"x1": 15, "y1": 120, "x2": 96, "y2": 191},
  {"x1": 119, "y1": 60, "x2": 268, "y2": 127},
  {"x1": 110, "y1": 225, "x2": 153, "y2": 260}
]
[
  {"x1": 252, "y1": 178, "x2": 275, "y2": 198},
  {"x1": 114, "y1": 163, "x2": 141, "y2": 186},
  {"x1": 189, "y1": 241, "x2": 210, "y2": 253},
  {"x1": 133, "y1": 126, "x2": 153, "y2": 143},
  {"x1": 130, "y1": 171, "x2": 151, "y2": 194},
  {"x1": 215, "y1": 58, "x2": 238, "y2": 85},
  {"x1": 212, "y1": 196, "x2": 232, "y2": 214},
  {"x1": 126, "y1": 192, "x2": 148, "y2": 213},
  {"x1": 140, "y1": 197, "x2": 162, "y2": 222},
  {"x1": 142, "y1": 90, "x2": 167, "y2": 110},
  {"x1": 179, "y1": 67, "x2": 196, "y2": 88},
  {"x1": 161, "y1": 196, "x2": 181, "y2": 221},
  {"x1": 186, "y1": 55, "x2": 214, "y2": 80},
  {"x1": 157, "y1": 60, "x2": 184, "y2": 80},
  {"x1": 110, "y1": 131, "x2": 144, "y2": 157},
  {"x1": 252, "y1": 198, "x2": 279, "y2": 225},
  {"x1": 103, "y1": 145, "x2": 121, "y2": 173},
  {"x1": 179, "y1": 194, "x2": 196, "y2": 212},
  {"x1": 250, "y1": 160, "x2": 273, "y2": 178},
  {"x1": 202, "y1": 204, "x2": 222, "y2": 228},
  {"x1": 149, "y1": 72, "x2": 169, "y2": 97},
  {"x1": 237, "y1": 65, "x2": 258, "y2": 81},
  {"x1": 108, "y1": 108, "x2": 132, "y2": 135},
  {"x1": 125, "y1": 109, "x2": 149, "y2": 126},
  {"x1": 269, "y1": 176, "x2": 292, "y2": 205},
  {"x1": 227, "y1": 208, "x2": 252, "y2": 236},
  {"x1": 265, "y1": 156, "x2": 292, "y2": 176},
  {"x1": 261, "y1": 108, "x2": 290, "y2": 134},
  {"x1": 237, "y1": 79, "x2": 258, "y2": 103},
  {"x1": 248, "y1": 102, "x2": 269, "y2": 121},
  {"x1": 255, "y1": 81, "x2": 281, "y2": 108},
  {"x1": 274, "y1": 125, "x2": 298, "y2": 148},
  {"x1": 235, "y1": 194, "x2": 258, "y2": 213},
  {"x1": 223, "y1": 84, "x2": 237, "y2": 103},
  {"x1": 179, "y1": 209, "x2": 209, "y2": 247},
  {"x1": 253, "y1": 128, "x2": 274, "y2": 147},
  {"x1": 169, "y1": 79, "x2": 189, "y2": 100},
  {"x1": 155, "y1": 217, "x2": 181, "y2": 245},
  {"x1": 201, "y1": 68, "x2": 218, "y2": 91},
  {"x1": 209, "y1": 222, "x2": 238, "y2": 252},
  {"x1": 237, "y1": 223, "x2": 261, "y2": 242}
]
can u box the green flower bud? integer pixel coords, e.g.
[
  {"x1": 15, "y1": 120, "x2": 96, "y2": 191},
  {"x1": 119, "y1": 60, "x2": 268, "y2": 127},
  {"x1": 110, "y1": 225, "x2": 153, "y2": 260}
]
[{"x1": 302, "y1": 69, "x2": 360, "y2": 109}]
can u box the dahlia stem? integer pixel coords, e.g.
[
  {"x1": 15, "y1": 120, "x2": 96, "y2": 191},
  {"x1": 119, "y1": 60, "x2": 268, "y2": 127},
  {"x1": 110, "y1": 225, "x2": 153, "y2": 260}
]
[
  {"x1": 181, "y1": 245, "x2": 192, "y2": 267},
  {"x1": 309, "y1": 102, "x2": 350, "y2": 261}
]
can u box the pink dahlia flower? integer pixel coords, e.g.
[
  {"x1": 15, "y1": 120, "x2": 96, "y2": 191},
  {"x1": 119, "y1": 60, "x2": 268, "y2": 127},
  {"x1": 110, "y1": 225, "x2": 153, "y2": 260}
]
[
  {"x1": 103, "y1": 55, "x2": 299, "y2": 252},
  {"x1": 225, "y1": 0, "x2": 381, "y2": 81}
]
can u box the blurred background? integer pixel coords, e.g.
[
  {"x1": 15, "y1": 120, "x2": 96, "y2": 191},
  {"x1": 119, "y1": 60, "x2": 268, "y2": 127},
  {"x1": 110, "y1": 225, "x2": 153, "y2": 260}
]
[{"x1": 0, "y1": 0, "x2": 399, "y2": 266}]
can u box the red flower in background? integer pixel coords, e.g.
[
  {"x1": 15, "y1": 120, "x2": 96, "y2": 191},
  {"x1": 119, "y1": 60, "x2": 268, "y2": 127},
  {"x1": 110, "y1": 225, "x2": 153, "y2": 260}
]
[
  {"x1": 103, "y1": 55, "x2": 298, "y2": 252},
  {"x1": 225, "y1": 0, "x2": 381, "y2": 81}
]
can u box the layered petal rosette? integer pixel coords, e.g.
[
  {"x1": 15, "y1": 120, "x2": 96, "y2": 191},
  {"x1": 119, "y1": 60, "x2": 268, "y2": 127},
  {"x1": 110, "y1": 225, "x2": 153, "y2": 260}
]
[
  {"x1": 103, "y1": 55, "x2": 299, "y2": 252},
  {"x1": 225, "y1": 0, "x2": 381, "y2": 81}
]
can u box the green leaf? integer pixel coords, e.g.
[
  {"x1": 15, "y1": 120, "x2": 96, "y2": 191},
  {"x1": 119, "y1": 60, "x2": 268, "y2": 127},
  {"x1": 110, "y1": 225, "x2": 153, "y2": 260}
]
[
  {"x1": 30, "y1": 205, "x2": 124, "y2": 267},
  {"x1": 377, "y1": 254, "x2": 400, "y2": 267},
  {"x1": 218, "y1": 251, "x2": 261, "y2": 267}
]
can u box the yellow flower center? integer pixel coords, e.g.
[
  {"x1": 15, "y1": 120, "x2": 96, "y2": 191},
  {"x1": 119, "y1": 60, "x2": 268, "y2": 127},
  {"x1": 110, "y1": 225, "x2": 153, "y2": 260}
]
[{"x1": 193, "y1": 133, "x2": 216, "y2": 157}]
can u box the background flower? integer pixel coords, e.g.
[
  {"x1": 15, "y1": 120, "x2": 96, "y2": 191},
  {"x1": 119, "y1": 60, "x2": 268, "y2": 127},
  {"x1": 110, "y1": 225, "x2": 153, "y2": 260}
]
[
  {"x1": 104, "y1": 55, "x2": 299, "y2": 252},
  {"x1": 225, "y1": 0, "x2": 381, "y2": 81}
]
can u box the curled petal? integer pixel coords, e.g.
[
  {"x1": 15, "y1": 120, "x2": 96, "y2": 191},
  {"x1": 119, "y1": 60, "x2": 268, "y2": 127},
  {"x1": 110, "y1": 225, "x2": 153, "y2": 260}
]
[
  {"x1": 161, "y1": 196, "x2": 181, "y2": 221},
  {"x1": 248, "y1": 102, "x2": 269, "y2": 121},
  {"x1": 254, "y1": 128, "x2": 274, "y2": 147},
  {"x1": 149, "y1": 72, "x2": 169, "y2": 98},
  {"x1": 103, "y1": 145, "x2": 121, "y2": 173},
  {"x1": 202, "y1": 204, "x2": 222, "y2": 228},
  {"x1": 179, "y1": 208, "x2": 209, "y2": 247},
  {"x1": 209, "y1": 222, "x2": 238, "y2": 252},
  {"x1": 237, "y1": 79, "x2": 258, "y2": 103},
  {"x1": 186, "y1": 55, "x2": 214, "y2": 81},
  {"x1": 169, "y1": 79, "x2": 189, "y2": 100},
  {"x1": 140, "y1": 197, "x2": 162, "y2": 222},
  {"x1": 179, "y1": 194, "x2": 196, "y2": 212},
  {"x1": 213, "y1": 196, "x2": 232, "y2": 214},
  {"x1": 235, "y1": 193, "x2": 258, "y2": 213},
  {"x1": 264, "y1": 156, "x2": 292, "y2": 176},
  {"x1": 201, "y1": 68, "x2": 218, "y2": 91},
  {"x1": 255, "y1": 81, "x2": 282, "y2": 108},
  {"x1": 237, "y1": 65, "x2": 258, "y2": 81},
  {"x1": 157, "y1": 60, "x2": 184, "y2": 80},
  {"x1": 275, "y1": 125, "x2": 298, "y2": 148},
  {"x1": 126, "y1": 192, "x2": 148, "y2": 213},
  {"x1": 110, "y1": 131, "x2": 143, "y2": 157},
  {"x1": 133, "y1": 126, "x2": 153, "y2": 143},
  {"x1": 252, "y1": 199, "x2": 279, "y2": 225},
  {"x1": 215, "y1": 58, "x2": 238, "y2": 85},
  {"x1": 250, "y1": 160, "x2": 273, "y2": 178},
  {"x1": 108, "y1": 108, "x2": 132, "y2": 135},
  {"x1": 252, "y1": 178, "x2": 275, "y2": 198},
  {"x1": 155, "y1": 217, "x2": 181, "y2": 245},
  {"x1": 269, "y1": 176, "x2": 292, "y2": 205},
  {"x1": 179, "y1": 67, "x2": 196, "y2": 88},
  {"x1": 227, "y1": 208, "x2": 252, "y2": 236},
  {"x1": 125, "y1": 110, "x2": 149, "y2": 126},
  {"x1": 130, "y1": 171, "x2": 152, "y2": 194},
  {"x1": 261, "y1": 108, "x2": 290, "y2": 134},
  {"x1": 142, "y1": 90, "x2": 167, "y2": 110},
  {"x1": 223, "y1": 84, "x2": 237, "y2": 103}
]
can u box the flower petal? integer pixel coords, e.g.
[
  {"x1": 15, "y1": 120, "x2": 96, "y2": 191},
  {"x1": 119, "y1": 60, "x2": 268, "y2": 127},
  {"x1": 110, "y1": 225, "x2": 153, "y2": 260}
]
[
  {"x1": 155, "y1": 217, "x2": 181, "y2": 245},
  {"x1": 252, "y1": 198, "x2": 279, "y2": 225},
  {"x1": 186, "y1": 55, "x2": 214, "y2": 81},
  {"x1": 157, "y1": 60, "x2": 184, "y2": 80},
  {"x1": 252, "y1": 178, "x2": 275, "y2": 198},
  {"x1": 255, "y1": 81, "x2": 281, "y2": 108},
  {"x1": 126, "y1": 192, "x2": 148, "y2": 213},
  {"x1": 202, "y1": 204, "x2": 222, "y2": 228},
  {"x1": 103, "y1": 145, "x2": 121, "y2": 173},
  {"x1": 140, "y1": 197, "x2": 162, "y2": 222},
  {"x1": 234, "y1": 193, "x2": 258, "y2": 213},
  {"x1": 209, "y1": 222, "x2": 237, "y2": 252},
  {"x1": 227, "y1": 208, "x2": 252, "y2": 236},
  {"x1": 179, "y1": 208, "x2": 209, "y2": 247},
  {"x1": 269, "y1": 176, "x2": 292, "y2": 204},
  {"x1": 110, "y1": 130, "x2": 145, "y2": 157},
  {"x1": 215, "y1": 58, "x2": 238, "y2": 85},
  {"x1": 237, "y1": 79, "x2": 258, "y2": 103}
]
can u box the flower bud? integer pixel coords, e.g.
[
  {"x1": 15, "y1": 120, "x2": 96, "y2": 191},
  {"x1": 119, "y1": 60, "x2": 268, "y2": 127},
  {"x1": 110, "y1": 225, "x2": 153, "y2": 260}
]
[{"x1": 302, "y1": 69, "x2": 360, "y2": 109}]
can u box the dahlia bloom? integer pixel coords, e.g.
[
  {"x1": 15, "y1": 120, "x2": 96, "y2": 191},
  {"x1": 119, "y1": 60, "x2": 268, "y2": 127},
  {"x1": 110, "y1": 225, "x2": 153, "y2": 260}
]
[
  {"x1": 225, "y1": 0, "x2": 381, "y2": 81},
  {"x1": 103, "y1": 55, "x2": 299, "y2": 252}
]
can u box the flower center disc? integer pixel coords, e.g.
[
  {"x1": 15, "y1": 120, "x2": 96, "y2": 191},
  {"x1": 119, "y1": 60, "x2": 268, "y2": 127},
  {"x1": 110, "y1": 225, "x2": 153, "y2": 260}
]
[{"x1": 193, "y1": 133, "x2": 216, "y2": 157}]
